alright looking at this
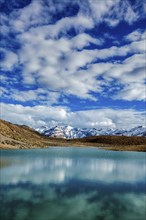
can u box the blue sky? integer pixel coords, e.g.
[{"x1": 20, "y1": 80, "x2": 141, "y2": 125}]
[{"x1": 0, "y1": 0, "x2": 146, "y2": 129}]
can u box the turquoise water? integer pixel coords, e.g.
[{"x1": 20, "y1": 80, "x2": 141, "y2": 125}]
[{"x1": 0, "y1": 147, "x2": 146, "y2": 220}]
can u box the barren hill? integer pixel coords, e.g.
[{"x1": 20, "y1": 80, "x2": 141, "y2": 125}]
[{"x1": 0, "y1": 119, "x2": 58, "y2": 149}]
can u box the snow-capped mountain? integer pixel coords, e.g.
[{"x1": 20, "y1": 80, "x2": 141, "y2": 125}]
[
  {"x1": 124, "y1": 126, "x2": 146, "y2": 136},
  {"x1": 36, "y1": 125, "x2": 146, "y2": 138}
]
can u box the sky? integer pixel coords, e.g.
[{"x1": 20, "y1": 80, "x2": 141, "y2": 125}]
[{"x1": 0, "y1": 0, "x2": 146, "y2": 129}]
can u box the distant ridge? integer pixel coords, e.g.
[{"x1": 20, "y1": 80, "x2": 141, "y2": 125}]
[{"x1": 36, "y1": 125, "x2": 146, "y2": 139}]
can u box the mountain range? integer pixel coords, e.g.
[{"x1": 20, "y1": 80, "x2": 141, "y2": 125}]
[
  {"x1": 36, "y1": 125, "x2": 146, "y2": 138},
  {"x1": 0, "y1": 119, "x2": 146, "y2": 151}
]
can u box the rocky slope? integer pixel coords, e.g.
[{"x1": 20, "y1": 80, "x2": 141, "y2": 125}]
[{"x1": 0, "y1": 119, "x2": 56, "y2": 148}]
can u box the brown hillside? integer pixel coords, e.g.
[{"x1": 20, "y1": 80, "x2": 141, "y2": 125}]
[
  {"x1": 73, "y1": 135, "x2": 146, "y2": 145},
  {"x1": 0, "y1": 119, "x2": 49, "y2": 148},
  {"x1": 0, "y1": 119, "x2": 41, "y2": 140}
]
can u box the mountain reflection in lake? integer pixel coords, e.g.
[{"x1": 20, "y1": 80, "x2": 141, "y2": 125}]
[{"x1": 0, "y1": 147, "x2": 146, "y2": 220}]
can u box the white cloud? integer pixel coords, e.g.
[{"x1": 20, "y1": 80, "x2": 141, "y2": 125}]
[
  {"x1": 14, "y1": 25, "x2": 144, "y2": 101},
  {"x1": 81, "y1": 45, "x2": 145, "y2": 101},
  {"x1": 104, "y1": 53, "x2": 146, "y2": 101},
  {"x1": 1, "y1": 26, "x2": 145, "y2": 102},
  {"x1": 1, "y1": 0, "x2": 145, "y2": 38},
  {"x1": 103, "y1": 53, "x2": 145, "y2": 82},
  {"x1": 114, "y1": 83, "x2": 146, "y2": 101},
  {"x1": 12, "y1": 90, "x2": 37, "y2": 102},
  {"x1": 48, "y1": 15, "x2": 94, "y2": 37},
  {"x1": 9, "y1": 1, "x2": 94, "y2": 35},
  {"x1": 13, "y1": 89, "x2": 60, "y2": 104},
  {"x1": 1, "y1": 103, "x2": 145, "y2": 129},
  {"x1": 0, "y1": 0, "x2": 145, "y2": 118},
  {"x1": 125, "y1": 29, "x2": 146, "y2": 42},
  {"x1": 9, "y1": 0, "x2": 52, "y2": 33},
  {"x1": 17, "y1": 30, "x2": 105, "y2": 100},
  {"x1": 87, "y1": 0, "x2": 144, "y2": 27},
  {"x1": 0, "y1": 103, "x2": 69, "y2": 128},
  {"x1": 0, "y1": 87, "x2": 60, "y2": 105},
  {"x1": 0, "y1": 86, "x2": 8, "y2": 96},
  {"x1": 72, "y1": 33, "x2": 103, "y2": 49},
  {"x1": 0, "y1": 48, "x2": 18, "y2": 71}
]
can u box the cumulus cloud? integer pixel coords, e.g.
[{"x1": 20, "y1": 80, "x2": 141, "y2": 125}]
[
  {"x1": 0, "y1": 103, "x2": 69, "y2": 128},
  {"x1": 0, "y1": 0, "x2": 145, "y2": 129},
  {"x1": 114, "y1": 83, "x2": 146, "y2": 101},
  {"x1": 125, "y1": 29, "x2": 146, "y2": 42},
  {"x1": 16, "y1": 29, "x2": 105, "y2": 100},
  {"x1": 48, "y1": 15, "x2": 94, "y2": 37},
  {"x1": 86, "y1": 0, "x2": 146, "y2": 26},
  {"x1": 1, "y1": 103, "x2": 145, "y2": 129},
  {"x1": 15, "y1": 29, "x2": 145, "y2": 101},
  {"x1": 0, "y1": 48, "x2": 18, "y2": 71},
  {"x1": 3, "y1": 0, "x2": 54, "y2": 33},
  {"x1": 4, "y1": 1, "x2": 93, "y2": 35},
  {"x1": 2, "y1": 0, "x2": 145, "y2": 35},
  {"x1": 6, "y1": 89, "x2": 60, "y2": 104},
  {"x1": 106, "y1": 53, "x2": 146, "y2": 101},
  {"x1": 0, "y1": 29, "x2": 145, "y2": 103}
]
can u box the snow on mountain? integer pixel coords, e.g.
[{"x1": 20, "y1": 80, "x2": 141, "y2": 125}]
[
  {"x1": 36, "y1": 126, "x2": 48, "y2": 134},
  {"x1": 36, "y1": 125, "x2": 146, "y2": 138},
  {"x1": 124, "y1": 126, "x2": 146, "y2": 137},
  {"x1": 40, "y1": 125, "x2": 74, "y2": 138}
]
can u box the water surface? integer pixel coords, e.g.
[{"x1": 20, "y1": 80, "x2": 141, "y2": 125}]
[{"x1": 0, "y1": 147, "x2": 146, "y2": 220}]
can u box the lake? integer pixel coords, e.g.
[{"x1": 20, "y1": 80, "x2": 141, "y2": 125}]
[{"x1": 0, "y1": 147, "x2": 146, "y2": 220}]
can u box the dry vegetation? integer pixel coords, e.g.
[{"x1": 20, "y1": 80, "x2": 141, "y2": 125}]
[
  {"x1": 0, "y1": 119, "x2": 146, "y2": 151},
  {"x1": 0, "y1": 119, "x2": 57, "y2": 149},
  {"x1": 72, "y1": 135, "x2": 146, "y2": 145},
  {"x1": 68, "y1": 136, "x2": 146, "y2": 152}
]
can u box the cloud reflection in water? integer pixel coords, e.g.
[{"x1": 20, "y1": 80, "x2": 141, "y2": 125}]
[
  {"x1": 1, "y1": 148, "x2": 145, "y2": 185},
  {"x1": 0, "y1": 148, "x2": 146, "y2": 220}
]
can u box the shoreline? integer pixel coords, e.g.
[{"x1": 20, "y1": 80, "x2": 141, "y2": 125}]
[{"x1": 0, "y1": 143, "x2": 146, "y2": 152}]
